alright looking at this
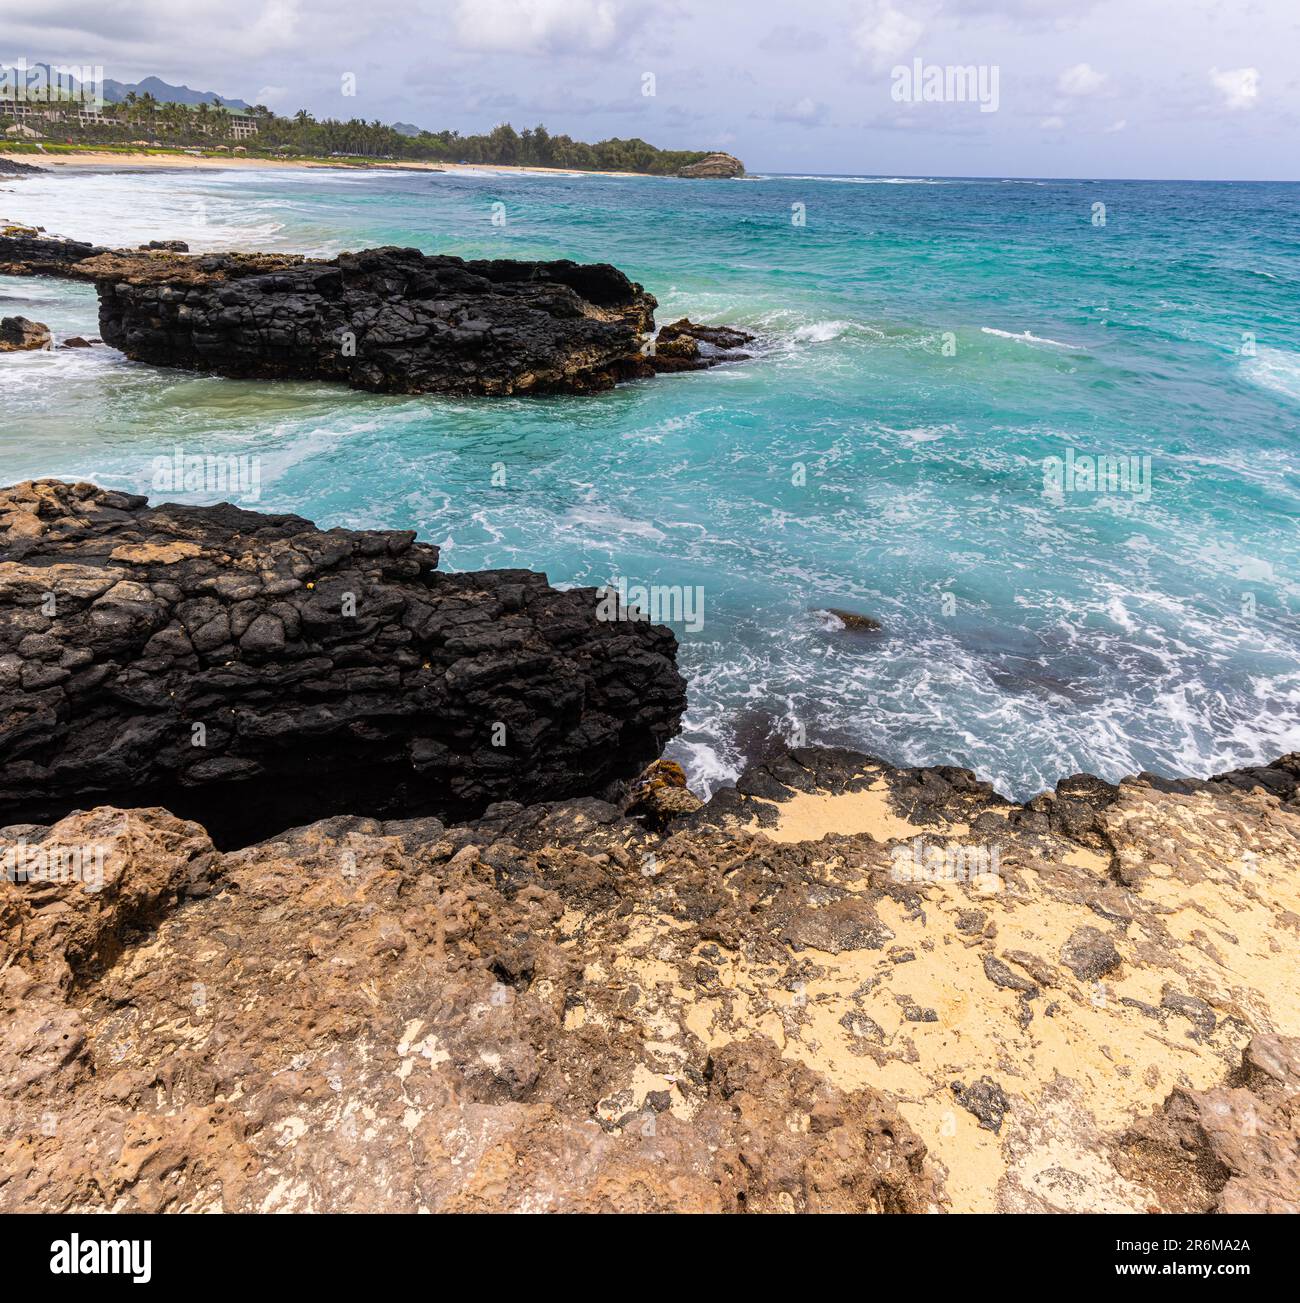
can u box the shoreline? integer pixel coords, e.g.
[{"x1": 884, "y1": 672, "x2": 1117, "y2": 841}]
[
  {"x1": 0, "y1": 147, "x2": 648, "y2": 178},
  {"x1": 1, "y1": 476, "x2": 1295, "y2": 1216}
]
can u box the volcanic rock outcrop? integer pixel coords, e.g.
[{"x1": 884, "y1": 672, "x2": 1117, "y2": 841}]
[
  {"x1": 1, "y1": 744, "x2": 1297, "y2": 1212},
  {"x1": 677, "y1": 152, "x2": 745, "y2": 179},
  {"x1": 650, "y1": 317, "x2": 755, "y2": 372},
  {"x1": 0, "y1": 480, "x2": 686, "y2": 844},
  {"x1": 79, "y1": 245, "x2": 660, "y2": 395},
  {"x1": 0, "y1": 225, "x2": 107, "y2": 278},
  {"x1": 0, "y1": 230, "x2": 759, "y2": 393},
  {"x1": 0, "y1": 315, "x2": 50, "y2": 351}
]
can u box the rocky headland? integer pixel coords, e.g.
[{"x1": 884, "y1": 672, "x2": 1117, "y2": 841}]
[
  {"x1": 1, "y1": 481, "x2": 1297, "y2": 1214},
  {"x1": 0, "y1": 224, "x2": 107, "y2": 278},
  {"x1": 0, "y1": 227, "x2": 755, "y2": 394},
  {"x1": 677, "y1": 152, "x2": 745, "y2": 179}
]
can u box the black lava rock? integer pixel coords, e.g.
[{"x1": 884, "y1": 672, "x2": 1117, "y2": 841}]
[{"x1": 0, "y1": 480, "x2": 686, "y2": 845}]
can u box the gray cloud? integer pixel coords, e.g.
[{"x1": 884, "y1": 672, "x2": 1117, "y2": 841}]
[{"x1": 0, "y1": 0, "x2": 1293, "y2": 177}]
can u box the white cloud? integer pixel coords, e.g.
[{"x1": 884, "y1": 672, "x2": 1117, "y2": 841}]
[
  {"x1": 5, "y1": 0, "x2": 308, "y2": 59},
  {"x1": 451, "y1": 0, "x2": 642, "y2": 56},
  {"x1": 774, "y1": 96, "x2": 828, "y2": 126},
  {"x1": 759, "y1": 24, "x2": 827, "y2": 53},
  {"x1": 1058, "y1": 62, "x2": 1106, "y2": 96},
  {"x1": 1104, "y1": 117, "x2": 1126, "y2": 133},
  {"x1": 1039, "y1": 115, "x2": 1065, "y2": 129},
  {"x1": 852, "y1": 2, "x2": 926, "y2": 72},
  {"x1": 1209, "y1": 66, "x2": 1259, "y2": 111}
]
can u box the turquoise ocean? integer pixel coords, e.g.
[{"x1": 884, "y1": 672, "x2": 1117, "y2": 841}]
[{"x1": 3, "y1": 165, "x2": 1298, "y2": 798}]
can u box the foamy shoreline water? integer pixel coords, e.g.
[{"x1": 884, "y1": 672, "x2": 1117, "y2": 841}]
[{"x1": 1, "y1": 148, "x2": 647, "y2": 177}]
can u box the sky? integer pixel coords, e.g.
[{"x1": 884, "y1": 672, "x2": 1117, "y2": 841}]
[{"x1": 3, "y1": 0, "x2": 1298, "y2": 179}]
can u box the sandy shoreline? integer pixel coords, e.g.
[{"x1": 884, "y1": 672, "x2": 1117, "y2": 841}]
[{"x1": 0, "y1": 149, "x2": 646, "y2": 179}]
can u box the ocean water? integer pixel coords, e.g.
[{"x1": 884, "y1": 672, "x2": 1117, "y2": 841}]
[{"x1": 3, "y1": 165, "x2": 1299, "y2": 799}]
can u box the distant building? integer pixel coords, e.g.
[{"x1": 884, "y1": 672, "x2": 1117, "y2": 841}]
[
  {"x1": 0, "y1": 95, "x2": 260, "y2": 141},
  {"x1": 226, "y1": 108, "x2": 258, "y2": 140}
]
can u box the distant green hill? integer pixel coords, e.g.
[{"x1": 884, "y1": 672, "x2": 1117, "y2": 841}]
[
  {"x1": 103, "y1": 76, "x2": 249, "y2": 109},
  {"x1": 0, "y1": 65, "x2": 248, "y2": 108}
]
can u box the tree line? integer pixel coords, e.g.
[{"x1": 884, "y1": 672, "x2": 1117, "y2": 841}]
[
  {"x1": 259, "y1": 114, "x2": 712, "y2": 173},
  {"x1": 1, "y1": 96, "x2": 714, "y2": 174}
]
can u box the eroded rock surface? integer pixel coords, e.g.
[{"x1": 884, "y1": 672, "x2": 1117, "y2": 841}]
[
  {"x1": 77, "y1": 246, "x2": 659, "y2": 395},
  {"x1": 1, "y1": 745, "x2": 1296, "y2": 1212},
  {"x1": 677, "y1": 152, "x2": 745, "y2": 179},
  {"x1": 0, "y1": 315, "x2": 50, "y2": 352},
  {"x1": 0, "y1": 230, "x2": 761, "y2": 392},
  {"x1": 0, "y1": 480, "x2": 686, "y2": 844},
  {"x1": 0, "y1": 802, "x2": 936, "y2": 1213},
  {"x1": 0, "y1": 225, "x2": 107, "y2": 278}
]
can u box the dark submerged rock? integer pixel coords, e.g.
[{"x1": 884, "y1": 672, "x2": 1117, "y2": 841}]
[{"x1": 819, "y1": 607, "x2": 883, "y2": 632}]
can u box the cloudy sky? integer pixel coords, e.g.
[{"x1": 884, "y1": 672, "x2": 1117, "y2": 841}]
[{"x1": 4, "y1": 0, "x2": 1298, "y2": 178}]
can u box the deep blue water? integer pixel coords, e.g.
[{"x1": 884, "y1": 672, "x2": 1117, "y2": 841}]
[{"x1": 3, "y1": 166, "x2": 1298, "y2": 796}]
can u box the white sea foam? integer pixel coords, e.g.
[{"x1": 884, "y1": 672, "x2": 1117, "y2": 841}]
[
  {"x1": 767, "y1": 175, "x2": 951, "y2": 185},
  {"x1": 559, "y1": 505, "x2": 668, "y2": 544},
  {"x1": 792, "y1": 320, "x2": 854, "y2": 344},
  {"x1": 893, "y1": 425, "x2": 953, "y2": 443},
  {"x1": 1242, "y1": 347, "x2": 1300, "y2": 404},
  {"x1": 980, "y1": 327, "x2": 1082, "y2": 350},
  {"x1": 666, "y1": 738, "x2": 739, "y2": 800},
  {"x1": 1, "y1": 171, "x2": 286, "y2": 251}
]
